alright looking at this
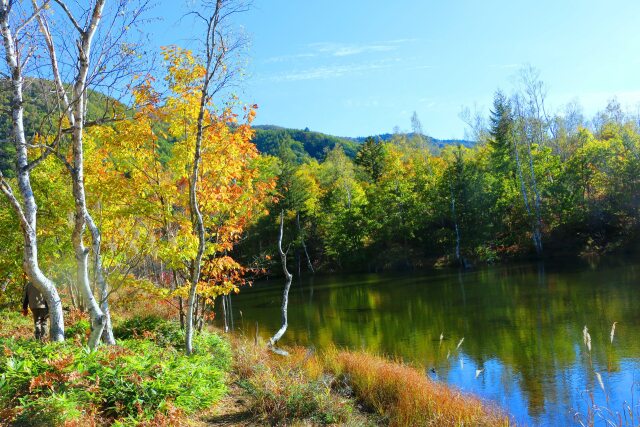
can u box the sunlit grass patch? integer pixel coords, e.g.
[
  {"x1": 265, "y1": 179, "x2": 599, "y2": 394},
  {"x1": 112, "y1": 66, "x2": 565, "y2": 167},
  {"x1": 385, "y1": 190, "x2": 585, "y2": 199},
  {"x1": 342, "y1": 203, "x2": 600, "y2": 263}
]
[
  {"x1": 325, "y1": 350, "x2": 511, "y2": 427},
  {"x1": 233, "y1": 338, "x2": 356, "y2": 425}
]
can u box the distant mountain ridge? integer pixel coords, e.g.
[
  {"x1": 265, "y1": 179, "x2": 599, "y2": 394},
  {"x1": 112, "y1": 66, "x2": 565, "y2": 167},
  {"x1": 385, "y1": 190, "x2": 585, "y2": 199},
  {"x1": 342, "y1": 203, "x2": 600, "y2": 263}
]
[
  {"x1": 345, "y1": 133, "x2": 475, "y2": 148},
  {"x1": 0, "y1": 75, "x2": 475, "y2": 176},
  {"x1": 252, "y1": 125, "x2": 475, "y2": 162}
]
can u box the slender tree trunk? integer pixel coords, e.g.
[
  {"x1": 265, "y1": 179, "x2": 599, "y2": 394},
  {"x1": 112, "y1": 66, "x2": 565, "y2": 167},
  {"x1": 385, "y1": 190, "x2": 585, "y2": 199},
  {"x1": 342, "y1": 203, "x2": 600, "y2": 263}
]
[
  {"x1": 71, "y1": 197, "x2": 104, "y2": 349},
  {"x1": 228, "y1": 294, "x2": 234, "y2": 331},
  {"x1": 185, "y1": 70, "x2": 209, "y2": 356},
  {"x1": 297, "y1": 212, "x2": 314, "y2": 273},
  {"x1": 525, "y1": 139, "x2": 543, "y2": 255},
  {"x1": 172, "y1": 271, "x2": 185, "y2": 329},
  {"x1": 194, "y1": 294, "x2": 200, "y2": 329},
  {"x1": 449, "y1": 183, "x2": 461, "y2": 264},
  {"x1": 269, "y1": 210, "x2": 293, "y2": 348},
  {"x1": 33, "y1": 0, "x2": 112, "y2": 349},
  {"x1": 221, "y1": 295, "x2": 229, "y2": 332},
  {"x1": 196, "y1": 296, "x2": 206, "y2": 332},
  {"x1": 68, "y1": 280, "x2": 78, "y2": 310},
  {"x1": 179, "y1": 296, "x2": 185, "y2": 329},
  {"x1": 87, "y1": 214, "x2": 115, "y2": 343},
  {"x1": 67, "y1": 1, "x2": 108, "y2": 350},
  {"x1": 512, "y1": 136, "x2": 538, "y2": 254},
  {"x1": 0, "y1": 2, "x2": 65, "y2": 341}
]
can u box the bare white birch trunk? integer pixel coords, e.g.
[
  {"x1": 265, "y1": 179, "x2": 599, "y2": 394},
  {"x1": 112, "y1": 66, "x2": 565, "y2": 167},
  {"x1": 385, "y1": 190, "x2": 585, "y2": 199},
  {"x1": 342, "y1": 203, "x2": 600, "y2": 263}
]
[
  {"x1": 33, "y1": 0, "x2": 115, "y2": 348},
  {"x1": 68, "y1": 0, "x2": 108, "y2": 350},
  {"x1": 86, "y1": 214, "x2": 116, "y2": 344},
  {"x1": 269, "y1": 210, "x2": 293, "y2": 348},
  {"x1": 185, "y1": 0, "x2": 233, "y2": 355},
  {"x1": 0, "y1": 0, "x2": 65, "y2": 341},
  {"x1": 526, "y1": 139, "x2": 543, "y2": 255},
  {"x1": 185, "y1": 61, "x2": 208, "y2": 356},
  {"x1": 512, "y1": 134, "x2": 539, "y2": 254}
]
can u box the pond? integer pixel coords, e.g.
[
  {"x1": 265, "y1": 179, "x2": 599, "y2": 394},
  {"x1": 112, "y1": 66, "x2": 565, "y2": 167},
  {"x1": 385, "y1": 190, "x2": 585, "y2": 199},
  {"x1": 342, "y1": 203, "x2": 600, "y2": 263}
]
[{"x1": 217, "y1": 261, "x2": 640, "y2": 426}]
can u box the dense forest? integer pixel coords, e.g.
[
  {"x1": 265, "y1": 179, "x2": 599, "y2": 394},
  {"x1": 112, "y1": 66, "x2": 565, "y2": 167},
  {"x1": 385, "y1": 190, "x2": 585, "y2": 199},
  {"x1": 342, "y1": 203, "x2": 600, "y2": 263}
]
[
  {"x1": 237, "y1": 91, "x2": 640, "y2": 273},
  {"x1": 0, "y1": 79, "x2": 121, "y2": 177},
  {"x1": 251, "y1": 124, "x2": 473, "y2": 163},
  {"x1": 3, "y1": 75, "x2": 640, "y2": 289}
]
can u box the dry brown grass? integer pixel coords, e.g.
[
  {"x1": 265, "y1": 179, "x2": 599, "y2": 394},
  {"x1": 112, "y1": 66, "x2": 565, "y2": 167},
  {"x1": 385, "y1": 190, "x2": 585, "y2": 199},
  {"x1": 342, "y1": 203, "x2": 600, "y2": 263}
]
[
  {"x1": 232, "y1": 338, "x2": 360, "y2": 425},
  {"x1": 230, "y1": 334, "x2": 509, "y2": 426},
  {"x1": 325, "y1": 350, "x2": 511, "y2": 427}
]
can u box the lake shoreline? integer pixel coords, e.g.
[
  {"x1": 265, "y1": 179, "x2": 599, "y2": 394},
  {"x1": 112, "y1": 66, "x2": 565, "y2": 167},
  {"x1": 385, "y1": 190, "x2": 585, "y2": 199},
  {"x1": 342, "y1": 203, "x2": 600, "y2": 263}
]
[
  {"x1": 0, "y1": 312, "x2": 509, "y2": 426},
  {"x1": 230, "y1": 334, "x2": 511, "y2": 426},
  {"x1": 254, "y1": 249, "x2": 640, "y2": 285},
  {"x1": 222, "y1": 260, "x2": 640, "y2": 426}
]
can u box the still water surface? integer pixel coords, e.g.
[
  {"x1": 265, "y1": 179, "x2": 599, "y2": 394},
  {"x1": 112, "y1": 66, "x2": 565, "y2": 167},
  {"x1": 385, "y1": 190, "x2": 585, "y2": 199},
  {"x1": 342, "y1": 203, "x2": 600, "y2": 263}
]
[{"x1": 219, "y1": 262, "x2": 640, "y2": 426}]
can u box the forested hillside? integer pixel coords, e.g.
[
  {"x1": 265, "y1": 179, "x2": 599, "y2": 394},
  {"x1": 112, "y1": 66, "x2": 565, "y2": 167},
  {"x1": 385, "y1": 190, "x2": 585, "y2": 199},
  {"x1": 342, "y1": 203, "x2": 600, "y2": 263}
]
[
  {"x1": 0, "y1": 79, "x2": 121, "y2": 177},
  {"x1": 252, "y1": 125, "x2": 360, "y2": 161},
  {"x1": 1, "y1": 84, "x2": 473, "y2": 174},
  {"x1": 4, "y1": 77, "x2": 639, "y2": 277},
  {"x1": 236, "y1": 95, "x2": 640, "y2": 273},
  {"x1": 348, "y1": 133, "x2": 475, "y2": 149},
  {"x1": 252, "y1": 124, "x2": 474, "y2": 163}
]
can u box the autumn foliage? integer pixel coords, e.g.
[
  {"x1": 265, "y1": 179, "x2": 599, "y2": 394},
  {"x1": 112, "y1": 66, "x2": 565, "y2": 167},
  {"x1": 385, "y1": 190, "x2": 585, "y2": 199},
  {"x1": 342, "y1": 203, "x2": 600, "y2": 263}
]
[{"x1": 84, "y1": 46, "x2": 276, "y2": 308}]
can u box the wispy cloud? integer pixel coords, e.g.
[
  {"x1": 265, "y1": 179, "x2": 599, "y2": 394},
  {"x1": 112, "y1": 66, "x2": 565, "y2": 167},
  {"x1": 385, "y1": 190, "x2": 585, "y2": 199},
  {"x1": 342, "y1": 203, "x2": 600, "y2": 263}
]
[
  {"x1": 309, "y1": 41, "x2": 397, "y2": 57},
  {"x1": 417, "y1": 97, "x2": 438, "y2": 109},
  {"x1": 265, "y1": 53, "x2": 318, "y2": 63},
  {"x1": 408, "y1": 64, "x2": 435, "y2": 71},
  {"x1": 270, "y1": 59, "x2": 399, "y2": 82},
  {"x1": 265, "y1": 39, "x2": 419, "y2": 63}
]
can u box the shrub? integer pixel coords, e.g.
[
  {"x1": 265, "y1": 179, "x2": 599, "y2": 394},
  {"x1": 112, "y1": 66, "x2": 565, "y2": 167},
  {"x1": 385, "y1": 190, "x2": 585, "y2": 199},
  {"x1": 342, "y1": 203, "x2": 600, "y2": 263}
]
[
  {"x1": 0, "y1": 311, "x2": 32, "y2": 339},
  {"x1": 10, "y1": 393, "x2": 84, "y2": 427},
  {"x1": 113, "y1": 315, "x2": 183, "y2": 348},
  {"x1": 234, "y1": 340, "x2": 354, "y2": 425},
  {"x1": 0, "y1": 322, "x2": 231, "y2": 426},
  {"x1": 64, "y1": 318, "x2": 91, "y2": 340}
]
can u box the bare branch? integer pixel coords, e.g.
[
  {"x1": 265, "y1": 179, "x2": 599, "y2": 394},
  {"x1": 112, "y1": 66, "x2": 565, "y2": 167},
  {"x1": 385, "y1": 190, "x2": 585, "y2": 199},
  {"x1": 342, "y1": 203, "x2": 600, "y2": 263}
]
[
  {"x1": 0, "y1": 172, "x2": 31, "y2": 233},
  {"x1": 14, "y1": 0, "x2": 49, "y2": 35},
  {"x1": 52, "y1": 0, "x2": 82, "y2": 32}
]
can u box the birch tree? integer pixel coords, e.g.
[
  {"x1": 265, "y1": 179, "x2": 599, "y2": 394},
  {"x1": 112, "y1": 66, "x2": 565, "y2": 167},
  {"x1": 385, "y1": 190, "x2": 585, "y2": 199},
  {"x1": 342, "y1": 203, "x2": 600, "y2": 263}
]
[
  {"x1": 513, "y1": 66, "x2": 552, "y2": 256},
  {"x1": 0, "y1": 0, "x2": 65, "y2": 341},
  {"x1": 268, "y1": 210, "x2": 292, "y2": 351},
  {"x1": 182, "y1": 0, "x2": 249, "y2": 355},
  {"x1": 30, "y1": 0, "x2": 150, "y2": 348}
]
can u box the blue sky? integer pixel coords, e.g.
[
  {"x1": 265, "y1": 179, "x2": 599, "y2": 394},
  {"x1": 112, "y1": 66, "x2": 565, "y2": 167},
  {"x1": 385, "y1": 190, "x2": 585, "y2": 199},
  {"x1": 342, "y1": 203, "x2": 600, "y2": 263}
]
[{"x1": 149, "y1": 0, "x2": 640, "y2": 139}]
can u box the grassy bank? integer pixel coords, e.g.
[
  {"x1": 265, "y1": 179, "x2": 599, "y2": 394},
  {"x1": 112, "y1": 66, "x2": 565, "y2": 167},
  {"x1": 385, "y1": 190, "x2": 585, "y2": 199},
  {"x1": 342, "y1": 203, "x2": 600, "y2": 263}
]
[
  {"x1": 0, "y1": 313, "x2": 509, "y2": 426},
  {"x1": 231, "y1": 336, "x2": 510, "y2": 426}
]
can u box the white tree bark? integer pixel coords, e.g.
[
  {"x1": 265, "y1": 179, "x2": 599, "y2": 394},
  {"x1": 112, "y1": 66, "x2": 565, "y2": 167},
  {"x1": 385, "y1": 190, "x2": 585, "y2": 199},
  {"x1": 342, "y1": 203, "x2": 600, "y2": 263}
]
[
  {"x1": 525, "y1": 137, "x2": 544, "y2": 255},
  {"x1": 61, "y1": 0, "x2": 108, "y2": 349},
  {"x1": 185, "y1": 0, "x2": 245, "y2": 355},
  {"x1": 185, "y1": 47, "x2": 209, "y2": 356},
  {"x1": 0, "y1": 0, "x2": 65, "y2": 341},
  {"x1": 518, "y1": 68, "x2": 546, "y2": 256},
  {"x1": 33, "y1": 0, "x2": 114, "y2": 348},
  {"x1": 511, "y1": 121, "x2": 543, "y2": 256},
  {"x1": 86, "y1": 213, "x2": 115, "y2": 344},
  {"x1": 269, "y1": 210, "x2": 293, "y2": 348}
]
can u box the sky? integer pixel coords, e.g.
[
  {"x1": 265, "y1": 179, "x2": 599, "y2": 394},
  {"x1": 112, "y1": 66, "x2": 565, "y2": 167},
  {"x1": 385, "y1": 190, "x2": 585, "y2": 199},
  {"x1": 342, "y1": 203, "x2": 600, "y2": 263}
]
[{"x1": 148, "y1": 0, "x2": 640, "y2": 139}]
